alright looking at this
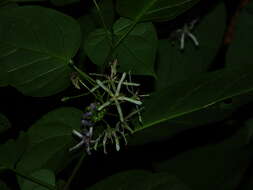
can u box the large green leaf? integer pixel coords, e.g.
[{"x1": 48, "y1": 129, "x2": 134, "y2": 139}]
[
  {"x1": 20, "y1": 169, "x2": 56, "y2": 190},
  {"x1": 142, "y1": 2, "x2": 241, "y2": 142},
  {"x1": 0, "y1": 114, "x2": 11, "y2": 134},
  {"x1": 116, "y1": 0, "x2": 200, "y2": 22},
  {"x1": 87, "y1": 170, "x2": 190, "y2": 190},
  {"x1": 16, "y1": 107, "x2": 83, "y2": 174},
  {"x1": 156, "y1": 2, "x2": 226, "y2": 89},
  {"x1": 0, "y1": 132, "x2": 28, "y2": 169},
  {"x1": 226, "y1": 0, "x2": 253, "y2": 67},
  {"x1": 153, "y1": 122, "x2": 253, "y2": 190},
  {"x1": 129, "y1": 65, "x2": 253, "y2": 145},
  {"x1": 85, "y1": 18, "x2": 157, "y2": 76},
  {"x1": 0, "y1": 6, "x2": 81, "y2": 96}
]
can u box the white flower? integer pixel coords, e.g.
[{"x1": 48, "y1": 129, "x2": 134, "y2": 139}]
[
  {"x1": 69, "y1": 128, "x2": 94, "y2": 155},
  {"x1": 176, "y1": 19, "x2": 199, "y2": 50}
]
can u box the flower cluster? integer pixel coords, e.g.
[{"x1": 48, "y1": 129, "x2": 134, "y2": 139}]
[
  {"x1": 69, "y1": 60, "x2": 145, "y2": 154},
  {"x1": 69, "y1": 103, "x2": 99, "y2": 155}
]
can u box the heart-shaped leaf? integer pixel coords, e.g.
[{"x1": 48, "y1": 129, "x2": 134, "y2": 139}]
[
  {"x1": 116, "y1": 0, "x2": 200, "y2": 22},
  {"x1": 156, "y1": 2, "x2": 226, "y2": 89},
  {"x1": 87, "y1": 170, "x2": 190, "y2": 190},
  {"x1": 130, "y1": 65, "x2": 253, "y2": 145},
  {"x1": 20, "y1": 169, "x2": 56, "y2": 190},
  {"x1": 85, "y1": 18, "x2": 157, "y2": 76},
  {"x1": 0, "y1": 6, "x2": 81, "y2": 96},
  {"x1": 16, "y1": 107, "x2": 83, "y2": 174}
]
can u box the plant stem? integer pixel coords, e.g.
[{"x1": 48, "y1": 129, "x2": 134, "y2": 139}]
[
  {"x1": 101, "y1": 16, "x2": 138, "y2": 67},
  {"x1": 63, "y1": 152, "x2": 86, "y2": 190},
  {"x1": 69, "y1": 60, "x2": 96, "y2": 85},
  {"x1": 10, "y1": 168, "x2": 56, "y2": 190},
  {"x1": 92, "y1": 0, "x2": 113, "y2": 48},
  {"x1": 113, "y1": 22, "x2": 138, "y2": 50},
  {"x1": 103, "y1": 0, "x2": 157, "y2": 66},
  {"x1": 61, "y1": 93, "x2": 90, "y2": 102},
  {"x1": 92, "y1": 0, "x2": 115, "y2": 69}
]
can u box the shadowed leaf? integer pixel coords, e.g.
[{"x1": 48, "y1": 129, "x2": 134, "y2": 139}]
[{"x1": 0, "y1": 6, "x2": 81, "y2": 96}]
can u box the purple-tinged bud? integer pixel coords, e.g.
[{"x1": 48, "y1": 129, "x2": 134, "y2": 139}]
[
  {"x1": 81, "y1": 119, "x2": 93, "y2": 127},
  {"x1": 83, "y1": 112, "x2": 92, "y2": 118},
  {"x1": 89, "y1": 103, "x2": 97, "y2": 110}
]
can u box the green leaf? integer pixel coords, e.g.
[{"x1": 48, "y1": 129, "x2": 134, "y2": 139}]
[
  {"x1": 77, "y1": 14, "x2": 97, "y2": 64},
  {"x1": 0, "y1": 132, "x2": 28, "y2": 169},
  {"x1": 153, "y1": 123, "x2": 253, "y2": 190},
  {"x1": 0, "y1": 6, "x2": 81, "y2": 97},
  {"x1": 161, "y1": 92, "x2": 253, "y2": 128},
  {"x1": 20, "y1": 169, "x2": 56, "y2": 190},
  {"x1": 130, "y1": 65, "x2": 253, "y2": 145},
  {"x1": 116, "y1": 0, "x2": 200, "y2": 22},
  {"x1": 85, "y1": 18, "x2": 157, "y2": 76},
  {"x1": 16, "y1": 107, "x2": 83, "y2": 175},
  {"x1": 0, "y1": 114, "x2": 11, "y2": 134},
  {"x1": 156, "y1": 2, "x2": 226, "y2": 89},
  {"x1": 226, "y1": 0, "x2": 253, "y2": 67},
  {"x1": 50, "y1": 0, "x2": 79, "y2": 6},
  {"x1": 87, "y1": 170, "x2": 190, "y2": 190}
]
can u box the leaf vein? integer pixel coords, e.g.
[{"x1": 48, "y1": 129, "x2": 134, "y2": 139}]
[{"x1": 7, "y1": 56, "x2": 51, "y2": 73}]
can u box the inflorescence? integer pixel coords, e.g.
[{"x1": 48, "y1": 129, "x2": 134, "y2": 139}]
[{"x1": 69, "y1": 60, "x2": 145, "y2": 154}]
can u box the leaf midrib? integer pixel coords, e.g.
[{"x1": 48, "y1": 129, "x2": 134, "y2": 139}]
[
  {"x1": 134, "y1": 72, "x2": 253, "y2": 133},
  {"x1": 17, "y1": 64, "x2": 66, "y2": 86},
  {"x1": 0, "y1": 41, "x2": 69, "y2": 62},
  {"x1": 146, "y1": 0, "x2": 198, "y2": 15},
  {"x1": 0, "y1": 13, "x2": 70, "y2": 62},
  {"x1": 7, "y1": 56, "x2": 51, "y2": 73}
]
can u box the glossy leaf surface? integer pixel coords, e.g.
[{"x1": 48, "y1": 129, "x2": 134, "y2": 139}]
[
  {"x1": 85, "y1": 18, "x2": 157, "y2": 76},
  {"x1": 130, "y1": 65, "x2": 253, "y2": 145},
  {"x1": 0, "y1": 6, "x2": 81, "y2": 96}
]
